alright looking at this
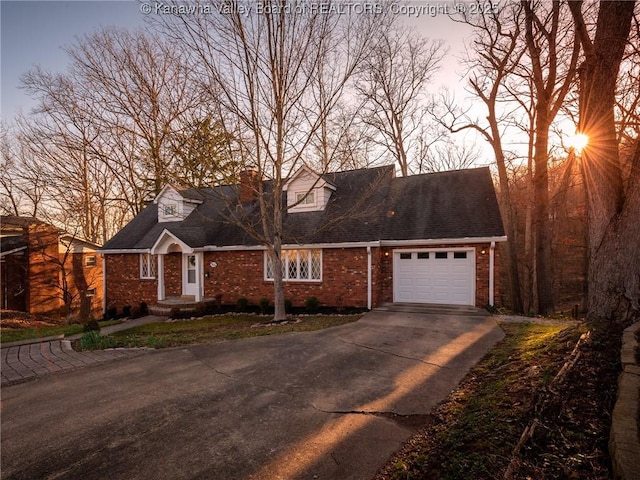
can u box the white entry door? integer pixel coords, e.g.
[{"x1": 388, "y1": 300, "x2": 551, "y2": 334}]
[
  {"x1": 183, "y1": 254, "x2": 199, "y2": 298},
  {"x1": 393, "y1": 250, "x2": 475, "y2": 305}
]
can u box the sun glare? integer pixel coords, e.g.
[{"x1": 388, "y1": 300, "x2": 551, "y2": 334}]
[{"x1": 568, "y1": 133, "x2": 589, "y2": 154}]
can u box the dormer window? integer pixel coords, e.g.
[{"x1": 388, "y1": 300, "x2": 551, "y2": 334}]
[
  {"x1": 296, "y1": 191, "x2": 315, "y2": 206},
  {"x1": 164, "y1": 204, "x2": 178, "y2": 216},
  {"x1": 284, "y1": 166, "x2": 335, "y2": 213}
]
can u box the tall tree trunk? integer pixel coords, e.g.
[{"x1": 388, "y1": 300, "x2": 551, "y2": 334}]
[
  {"x1": 569, "y1": 0, "x2": 638, "y2": 321},
  {"x1": 495, "y1": 150, "x2": 524, "y2": 313},
  {"x1": 532, "y1": 107, "x2": 555, "y2": 314}
]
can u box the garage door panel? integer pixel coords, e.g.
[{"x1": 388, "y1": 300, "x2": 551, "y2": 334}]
[{"x1": 393, "y1": 250, "x2": 475, "y2": 306}]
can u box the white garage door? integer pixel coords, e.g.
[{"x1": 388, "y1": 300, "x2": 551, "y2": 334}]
[{"x1": 393, "y1": 250, "x2": 475, "y2": 305}]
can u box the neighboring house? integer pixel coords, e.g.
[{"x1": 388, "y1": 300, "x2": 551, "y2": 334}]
[
  {"x1": 101, "y1": 166, "x2": 506, "y2": 312},
  {"x1": 0, "y1": 216, "x2": 103, "y2": 319}
]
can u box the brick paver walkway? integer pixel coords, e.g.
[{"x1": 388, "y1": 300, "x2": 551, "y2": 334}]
[
  {"x1": 1, "y1": 340, "x2": 151, "y2": 386},
  {"x1": 1, "y1": 315, "x2": 166, "y2": 386}
]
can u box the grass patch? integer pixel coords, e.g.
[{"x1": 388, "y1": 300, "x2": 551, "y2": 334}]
[
  {"x1": 376, "y1": 321, "x2": 588, "y2": 480},
  {"x1": 1, "y1": 319, "x2": 123, "y2": 344},
  {"x1": 77, "y1": 314, "x2": 361, "y2": 350}
]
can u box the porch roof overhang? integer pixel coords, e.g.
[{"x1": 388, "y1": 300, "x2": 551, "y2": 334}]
[
  {"x1": 151, "y1": 229, "x2": 194, "y2": 255},
  {"x1": 0, "y1": 245, "x2": 27, "y2": 257}
]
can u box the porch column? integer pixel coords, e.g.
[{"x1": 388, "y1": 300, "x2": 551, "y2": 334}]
[
  {"x1": 196, "y1": 252, "x2": 203, "y2": 302},
  {"x1": 367, "y1": 246, "x2": 372, "y2": 310},
  {"x1": 157, "y1": 254, "x2": 165, "y2": 301}
]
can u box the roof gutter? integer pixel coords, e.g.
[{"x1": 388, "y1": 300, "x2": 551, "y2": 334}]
[{"x1": 379, "y1": 236, "x2": 507, "y2": 247}]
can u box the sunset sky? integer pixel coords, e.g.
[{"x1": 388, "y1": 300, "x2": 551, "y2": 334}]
[{"x1": 1, "y1": 0, "x2": 476, "y2": 122}]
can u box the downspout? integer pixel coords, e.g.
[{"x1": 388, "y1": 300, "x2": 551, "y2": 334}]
[
  {"x1": 489, "y1": 241, "x2": 496, "y2": 306},
  {"x1": 101, "y1": 254, "x2": 107, "y2": 315},
  {"x1": 367, "y1": 246, "x2": 372, "y2": 310}
]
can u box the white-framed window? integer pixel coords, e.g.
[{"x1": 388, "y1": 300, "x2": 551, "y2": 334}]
[
  {"x1": 86, "y1": 288, "x2": 97, "y2": 297},
  {"x1": 265, "y1": 249, "x2": 321, "y2": 282},
  {"x1": 296, "y1": 191, "x2": 315, "y2": 205},
  {"x1": 140, "y1": 253, "x2": 157, "y2": 279},
  {"x1": 164, "y1": 204, "x2": 178, "y2": 216},
  {"x1": 85, "y1": 255, "x2": 97, "y2": 267}
]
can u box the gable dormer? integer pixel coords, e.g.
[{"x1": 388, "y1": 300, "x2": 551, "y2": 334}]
[
  {"x1": 283, "y1": 167, "x2": 336, "y2": 213},
  {"x1": 154, "y1": 185, "x2": 203, "y2": 223}
]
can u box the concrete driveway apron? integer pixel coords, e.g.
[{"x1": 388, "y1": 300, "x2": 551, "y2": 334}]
[{"x1": 0, "y1": 306, "x2": 504, "y2": 480}]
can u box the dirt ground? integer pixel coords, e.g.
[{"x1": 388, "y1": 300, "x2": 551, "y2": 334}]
[{"x1": 0, "y1": 310, "x2": 62, "y2": 329}]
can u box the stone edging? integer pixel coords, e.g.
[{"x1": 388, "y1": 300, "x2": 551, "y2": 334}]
[{"x1": 609, "y1": 321, "x2": 640, "y2": 480}]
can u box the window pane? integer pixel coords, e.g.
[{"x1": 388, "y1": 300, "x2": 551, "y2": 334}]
[
  {"x1": 266, "y1": 254, "x2": 274, "y2": 279},
  {"x1": 288, "y1": 252, "x2": 298, "y2": 279},
  {"x1": 417, "y1": 252, "x2": 429, "y2": 259},
  {"x1": 454, "y1": 252, "x2": 467, "y2": 259},
  {"x1": 311, "y1": 250, "x2": 321, "y2": 279},
  {"x1": 400, "y1": 253, "x2": 412, "y2": 259},
  {"x1": 299, "y1": 250, "x2": 309, "y2": 279},
  {"x1": 435, "y1": 252, "x2": 448, "y2": 259},
  {"x1": 149, "y1": 255, "x2": 156, "y2": 277}
]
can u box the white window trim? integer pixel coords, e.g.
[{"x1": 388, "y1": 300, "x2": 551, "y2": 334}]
[
  {"x1": 140, "y1": 253, "x2": 157, "y2": 279},
  {"x1": 85, "y1": 255, "x2": 97, "y2": 267},
  {"x1": 296, "y1": 191, "x2": 315, "y2": 206},
  {"x1": 264, "y1": 249, "x2": 322, "y2": 282}
]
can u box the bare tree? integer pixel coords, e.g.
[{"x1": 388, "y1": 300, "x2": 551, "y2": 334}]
[
  {"x1": 568, "y1": 0, "x2": 639, "y2": 322},
  {"x1": 155, "y1": 1, "x2": 383, "y2": 320},
  {"x1": 522, "y1": 0, "x2": 581, "y2": 315},
  {"x1": 356, "y1": 24, "x2": 446, "y2": 176},
  {"x1": 0, "y1": 124, "x2": 47, "y2": 217},
  {"x1": 19, "y1": 71, "x2": 118, "y2": 243},
  {"x1": 64, "y1": 27, "x2": 203, "y2": 203},
  {"x1": 416, "y1": 137, "x2": 482, "y2": 173},
  {"x1": 436, "y1": 3, "x2": 526, "y2": 312}
]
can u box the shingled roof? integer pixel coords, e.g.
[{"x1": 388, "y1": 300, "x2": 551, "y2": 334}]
[{"x1": 101, "y1": 166, "x2": 504, "y2": 251}]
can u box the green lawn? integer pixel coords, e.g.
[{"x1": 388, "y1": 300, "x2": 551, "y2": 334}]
[
  {"x1": 78, "y1": 314, "x2": 362, "y2": 350},
  {"x1": 1, "y1": 319, "x2": 123, "y2": 344},
  {"x1": 377, "y1": 321, "x2": 588, "y2": 480}
]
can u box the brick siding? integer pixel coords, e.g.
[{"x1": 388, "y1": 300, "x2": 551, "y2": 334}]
[
  {"x1": 104, "y1": 243, "x2": 502, "y2": 310},
  {"x1": 105, "y1": 254, "x2": 157, "y2": 310}
]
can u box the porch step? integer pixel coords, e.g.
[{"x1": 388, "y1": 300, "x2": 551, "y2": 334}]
[
  {"x1": 148, "y1": 305, "x2": 174, "y2": 316},
  {"x1": 149, "y1": 297, "x2": 217, "y2": 316}
]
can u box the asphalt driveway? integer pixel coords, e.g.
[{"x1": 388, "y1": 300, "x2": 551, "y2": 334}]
[{"x1": 1, "y1": 306, "x2": 504, "y2": 480}]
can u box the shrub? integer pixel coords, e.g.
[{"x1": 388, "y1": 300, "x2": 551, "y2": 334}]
[
  {"x1": 169, "y1": 307, "x2": 181, "y2": 319},
  {"x1": 259, "y1": 297, "x2": 270, "y2": 314},
  {"x1": 284, "y1": 298, "x2": 293, "y2": 313},
  {"x1": 83, "y1": 319, "x2": 100, "y2": 332},
  {"x1": 104, "y1": 307, "x2": 117, "y2": 321},
  {"x1": 139, "y1": 302, "x2": 149, "y2": 316},
  {"x1": 305, "y1": 296, "x2": 320, "y2": 313},
  {"x1": 78, "y1": 331, "x2": 116, "y2": 350},
  {"x1": 122, "y1": 305, "x2": 132, "y2": 318},
  {"x1": 237, "y1": 297, "x2": 249, "y2": 312}
]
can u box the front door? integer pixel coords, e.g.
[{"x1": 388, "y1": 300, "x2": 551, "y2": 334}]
[{"x1": 183, "y1": 254, "x2": 199, "y2": 298}]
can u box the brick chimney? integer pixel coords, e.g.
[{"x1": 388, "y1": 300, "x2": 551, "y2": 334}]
[{"x1": 239, "y1": 169, "x2": 260, "y2": 203}]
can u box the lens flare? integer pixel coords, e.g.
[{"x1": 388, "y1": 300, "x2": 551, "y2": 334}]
[{"x1": 568, "y1": 133, "x2": 589, "y2": 154}]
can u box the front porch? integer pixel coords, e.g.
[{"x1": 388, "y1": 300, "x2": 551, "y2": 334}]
[{"x1": 149, "y1": 296, "x2": 219, "y2": 316}]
